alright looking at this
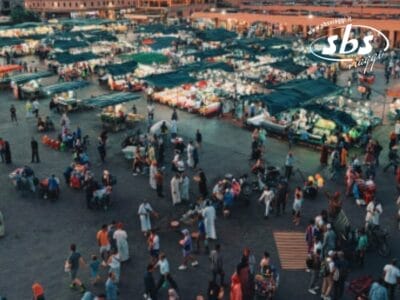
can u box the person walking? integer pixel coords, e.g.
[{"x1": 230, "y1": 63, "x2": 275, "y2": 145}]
[
  {"x1": 144, "y1": 264, "x2": 157, "y2": 300},
  {"x1": 105, "y1": 272, "x2": 118, "y2": 300},
  {"x1": 369, "y1": 278, "x2": 389, "y2": 300},
  {"x1": 284, "y1": 152, "x2": 294, "y2": 179},
  {"x1": 107, "y1": 250, "x2": 121, "y2": 283},
  {"x1": 180, "y1": 173, "x2": 190, "y2": 202},
  {"x1": 32, "y1": 282, "x2": 45, "y2": 300},
  {"x1": 31, "y1": 137, "x2": 40, "y2": 163},
  {"x1": 196, "y1": 129, "x2": 202, "y2": 149},
  {"x1": 258, "y1": 185, "x2": 274, "y2": 219},
  {"x1": 154, "y1": 169, "x2": 164, "y2": 197},
  {"x1": 275, "y1": 181, "x2": 288, "y2": 216},
  {"x1": 138, "y1": 200, "x2": 156, "y2": 234},
  {"x1": 320, "y1": 251, "x2": 335, "y2": 300},
  {"x1": 197, "y1": 169, "x2": 208, "y2": 198},
  {"x1": 187, "y1": 141, "x2": 195, "y2": 168},
  {"x1": 113, "y1": 223, "x2": 129, "y2": 263},
  {"x1": 149, "y1": 161, "x2": 157, "y2": 190},
  {"x1": 10, "y1": 105, "x2": 17, "y2": 124},
  {"x1": 96, "y1": 224, "x2": 111, "y2": 264},
  {"x1": 0, "y1": 138, "x2": 5, "y2": 163},
  {"x1": 97, "y1": 138, "x2": 106, "y2": 163},
  {"x1": 292, "y1": 187, "x2": 303, "y2": 226},
  {"x1": 148, "y1": 229, "x2": 160, "y2": 264},
  {"x1": 210, "y1": 244, "x2": 225, "y2": 286},
  {"x1": 32, "y1": 99, "x2": 40, "y2": 118},
  {"x1": 383, "y1": 259, "x2": 400, "y2": 300},
  {"x1": 66, "y1": 243, "x2": 86, "y2": 293},
  {"x1": 178, "y1": 229, "x2": 199, "y2": 270},
  {"x1": 155, "y1": 253, "x2": 179, "y2": 291},
  {"x1": 202, "y1": 201, "x2": 217, "y2": 240},
  {"x1": 171, "y1": 174, "x2": 182, "y2": 206},
  {"x1": 308, "y1": 248, "x2": 322, "y2": 295},
  {"x1": 171, "y1": 107, "x2": 178, "y2": 121}
]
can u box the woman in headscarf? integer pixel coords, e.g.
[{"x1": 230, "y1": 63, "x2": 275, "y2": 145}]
[
  {"x1": 170, "y1": 174, "x2": 182, "y2": 206},
  {"x1": 113, "y1": 223, "x2": 129, "y2": 262}
]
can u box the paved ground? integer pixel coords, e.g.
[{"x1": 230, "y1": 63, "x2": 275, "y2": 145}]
[{"x1": 0, "y1": 58, "x2": 400, "y2": 300}]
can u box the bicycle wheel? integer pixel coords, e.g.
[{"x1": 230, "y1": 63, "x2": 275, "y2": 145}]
[{"x1": 378, "y1": 240, "x2": 391, "y2": 257}]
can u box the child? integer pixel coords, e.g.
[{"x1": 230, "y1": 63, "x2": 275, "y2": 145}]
[{"x1": 90, "y1": 255, "x2": 101, "y2": 285}]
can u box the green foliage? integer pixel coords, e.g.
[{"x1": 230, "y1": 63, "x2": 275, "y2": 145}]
[{"x1": 10, "y1": 6, "x2": 40, "y2": 24}]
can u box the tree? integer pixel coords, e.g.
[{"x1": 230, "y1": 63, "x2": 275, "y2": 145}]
[{"x1": 10, "y1": 6, "x2": 40, "y2": 24}]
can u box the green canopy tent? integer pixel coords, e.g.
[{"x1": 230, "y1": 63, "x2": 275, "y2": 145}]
[
  {"x1": 53, "y1": 39, "x2": 89, "y2": 50},
  {"x1": 119, "y1": 52, "x2": 169, "y2": 65},
  {"x1": 303, "y1": 104, "x2": 357, "y2": 132},
  {"x1": 143, "y1": 70, "x2": 196, "y2": 89},
  {"x1": 180, "y1": 61, "x2": 234, "y2": 73},
  {"x1": 187, "y1": 48, "x2": 229, "y2": 60},
  {"x1": 105, "y1": 60, "x2": 138, "y2": 76},
  {"x1": 0, "y1": 37, "x2": 24, "y2": 48},
  {"x1": 270, "y1": 59, "x2": 307, "y2": 75},
  {"x1": 83, "y1": 31, "x2": 118, "y2": 43},
  {"x1": 5, "y1": 71, "x2": 53, "y2": 85},
  {"x1": 82, "y1": 92, "x2": 141, "y2": 108},
  {"x1": 54, "y1": 52, "x2": 100, "y2": 65},
  {"x1": 41, "y1": 80, "x2": 90, "y2": 96},
  {"x1": 196, "y1": 28, "x2": 237, "y2": 42},
  {"x1": 274, "y1": 78, "x2": 342, "y2": 99},
  {"x1": 148, "y1": 37, "x2": 178, "y2": 50}
]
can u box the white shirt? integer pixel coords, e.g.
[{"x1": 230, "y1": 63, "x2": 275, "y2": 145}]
[
  {"x1": 152, "y1": 234, "x2": 160, "y2": 250},
  {"x1": 384, "y1": 264, "x2": 400, "y2": 284},
  {"x1": 259, "y1": 190, "x2": 274, "y2": 204},
  {"x1": 395, "y1": 123, "x2": 400, "y2": 135},
  {"x1": 365, "y1": 202, "x2": 383, "y2": 225}
]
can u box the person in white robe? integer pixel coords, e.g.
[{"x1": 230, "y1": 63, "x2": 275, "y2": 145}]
[
  {"x1": 149, "y1": 161, "x2": 157, "y2": 190},
  {"x1": 180, "y1": 174, "x2": 190, "y2": 202},
  {"x1": 186, "y1": 141, "x2": 195, "y2": 168},
  {"x1": 171, "y1": 174, "x2": 182, "y2": 205},
  {"x1": 202, "y1": 202, "x2": 217, "y2": 240},
  {"x1": 138, "y1": 201, "x2": 153, "y2": 233},
  {"x1": 113, "y1": 223, "x2": 129, "y2": 262}
]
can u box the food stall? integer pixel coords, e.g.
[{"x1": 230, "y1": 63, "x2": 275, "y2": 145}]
[
  {"x1": 49, "y1": 52, "x2": 103, "y2": 79},
  {"x1": 101, "y1": 60, "x2": 139, "y2": 91},
  {"x1": 0, "y1": 65, "x2": 23, "y2": 87},
  {"x1": 81, "y1": 92, "x2": 143, "y2": 132},
  {"x1": 5, "y1": 71, "x2": 53, "y2": 99},
  {"x1": 41, "y1": 80, "x2": 90, "y2": 112}
]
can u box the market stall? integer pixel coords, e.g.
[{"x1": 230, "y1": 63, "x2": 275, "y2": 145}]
[
  {"x1": 81, "y1": 92, "x2": 143, "y2": 132},
  {"x1": 42, "y1": 80, "x2": 90, "y2": 112},
  {"x1": 4, "y1": 71, "x2": 53, "y2": 99},
  {"x1": 102, "y1": 60, "x2": 139, "y2": 91},
  {"x1": 50, "y1": 52, "x2": 102, "y2": 79},
  {"x1": 0, "y1": 65, "x2": 23, "y2": 87}
]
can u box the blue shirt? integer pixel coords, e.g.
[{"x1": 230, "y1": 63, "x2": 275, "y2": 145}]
[
  {"x1": 106, "y1": 278, "x2": 118, "y2": 300},
  {"x1": 369, "y1": 282, "x2": 388, "y2": 300}
]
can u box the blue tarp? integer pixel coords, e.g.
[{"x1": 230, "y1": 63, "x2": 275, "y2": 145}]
[
  {"x1": 0, "y1": 37, "x2": 23, "y2": 47},
  {"x1": 42, "y1": 80, "x2": 90, "y2": 95},
  {"x1": 82, "y1": 92, "x2": 141, "y2": 108},
  {"x1": 274, "y1": 78, "x2": 342, "y2": 99},
  {"x1": 180, "y1": 61, "x2": 234, "y2": 73},
  {"x1": 54, "y1": 52, "x2": 100, "y2": 64},
  {"x1": 188, "y1": 48, "x2": 229, "y2": 60},
  {"x1": 106, "y1": 60, "x2": 138, "y2": 76}
]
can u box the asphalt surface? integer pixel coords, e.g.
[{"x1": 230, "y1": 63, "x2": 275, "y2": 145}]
[{"x1": 0, "y1": 58, "x2": 399, "y2": 300}]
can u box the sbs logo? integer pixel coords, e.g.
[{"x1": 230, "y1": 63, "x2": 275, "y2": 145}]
[{"x1": 310, "y1": 24, "x2": 390, "y2": 62}]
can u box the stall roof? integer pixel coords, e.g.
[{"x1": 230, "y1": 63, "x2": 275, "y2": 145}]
[
  {"x1": 84, "y1": 31, "x2": 118, "y2": 43},
  {"x1": 8, "y1": 71, "x2": 53, "y2": 85},
  {"x1": 144, "y1": 70, "x2": 196, "y2": 88},
  {"x1": 303, "y1": 104, "x2": 357, "y2": 131},
  {"x1": 196, "y1": 28, "x2": 237, "y2": 42},
  {"x1": 54, "y1": 52, "x2": 100, "y2": 64},
  {"x1": 180, "y1": 61, "x2": 234, "y2": 73},
  {"x1": 82, "y1": 92, "x2": 141, "y2": 108},
  {"x1": 270, "y1": 59, "x2": 307, "y2": 75},
  {"x1": 188, "y1": 48, "x2": 229, "y2": 60},
  {"x1": 0, "y1": 22, "x2": 42, "y2": 30},
  {"x1": 0, "y1": 37, "x2": 24, "y2": 47},
  {"x1": 106, "y1": 60, "x2": 138, "y2": 76},
  {"x1": 148, "y1": 36, "x2": 178, "y2": 50},
  {"x1": 53, "y1": 39, "x2": 89, "y2": 50},
  {"x1": 265, "y1": 48, "x2": 292, "y2": 58},
  {"x1": 42, "y1": 80, "x2": 90, "y2": 95},
  {"x1": 119, "y1": 52, "x2": 169, "y2": 65},
  {"x1": 0, "y1": 64, "x2": 22, "y2": 74},
  {"x1": 137, "y1": 23, "x2": 180, "y2": 34},
  {"x1": 60, "y1": 19, "x2": 114, "y2": 26},
  {"x1": 274, "y1": 78, "x2": 342, "y2": 99}
]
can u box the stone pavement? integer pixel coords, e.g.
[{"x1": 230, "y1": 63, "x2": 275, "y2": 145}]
[{"x1": 0, "y1": 62, "x2": 400, "y2": 300}]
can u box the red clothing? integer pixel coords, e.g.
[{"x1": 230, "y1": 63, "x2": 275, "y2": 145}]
[
  {"x1": 32, "y1": 283, "x2": 44, "y2": 299},
  {"x1": 230, "y1": 273, "x2": 243, "y2": 300}
]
